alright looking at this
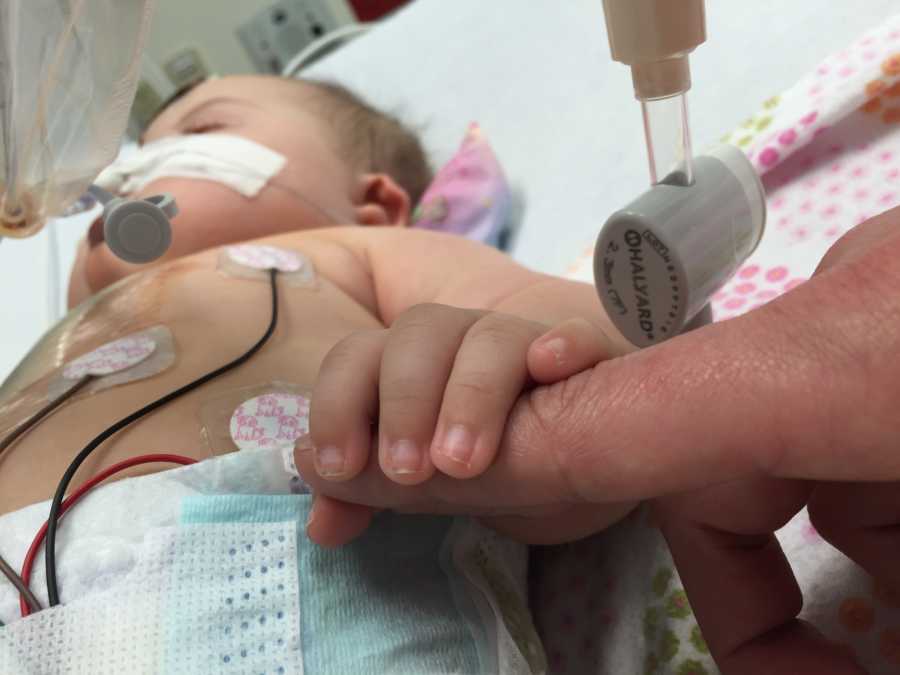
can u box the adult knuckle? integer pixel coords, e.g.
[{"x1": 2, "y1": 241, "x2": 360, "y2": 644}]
[{"x1": 515, "y1": 367, "x2": 612, "y2": 503}]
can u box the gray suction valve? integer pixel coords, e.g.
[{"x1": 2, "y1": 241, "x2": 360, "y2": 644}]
[
  {"x1": 594, "y1": 144, "x2": 765, "y2": 348},
  {"x1": 88, "y1": 185, "x2": 177, "y2": 264}
]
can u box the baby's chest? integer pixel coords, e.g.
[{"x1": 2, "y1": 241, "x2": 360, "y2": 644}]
[{"x1": 0, "y1": 282, "x2": 380, "y2": 516}]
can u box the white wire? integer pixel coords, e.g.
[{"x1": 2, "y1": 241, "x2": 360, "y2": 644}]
[{"x1": 281, "y1": 23, "x2": 373, "y2": 78}]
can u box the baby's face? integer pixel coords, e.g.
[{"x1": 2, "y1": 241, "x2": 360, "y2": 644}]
[{"x1": 69, "y1": 76, "x2": 358, "y2": 306}]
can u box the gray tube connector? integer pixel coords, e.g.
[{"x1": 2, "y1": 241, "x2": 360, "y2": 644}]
[
  {"x1": 594, "y1": 144, "x2": 765, "y2": 348},
  {"x1": 87, "y1": 185, "x2": 177, "y2": 264},
  {"x1": 103, "y1": 194, "x2": 177, "y2": 264}
]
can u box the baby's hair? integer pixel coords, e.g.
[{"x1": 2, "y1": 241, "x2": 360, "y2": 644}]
[{"x1": 300, "y1": 79, "x2": 433, "y2": 206}]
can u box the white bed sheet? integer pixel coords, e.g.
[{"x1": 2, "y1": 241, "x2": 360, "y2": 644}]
[{"x1": 1, "y1": 0, "x2": 896, "y2": 381}]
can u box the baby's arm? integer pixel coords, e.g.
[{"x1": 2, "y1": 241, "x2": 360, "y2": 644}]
[
  {"x1": 311, "y1": 224, "x2": 630, "y2": 348},
  {"x1": 301, "y1": 226, "x2": 638, "y2": 545}
]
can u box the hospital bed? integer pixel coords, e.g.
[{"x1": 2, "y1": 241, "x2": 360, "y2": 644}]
[{"x1": 1, "y1": 0, "x2": 896, "y2": 380}]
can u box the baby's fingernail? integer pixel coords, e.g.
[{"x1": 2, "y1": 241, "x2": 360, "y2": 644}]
[
  {"x1": 315, "y1": 446, "x2": 345, "y2": 478},
  {"x1": 389, "y1": 439, "x2": 422, "y2": 475},
  {"x1": 540, "y1": 337, "x2": 567, "y2": 365},
  {"x1": 439, "y1": 424, "x2": 474, "y2": 466}
]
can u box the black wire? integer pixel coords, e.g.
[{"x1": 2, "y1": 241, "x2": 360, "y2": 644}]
[
  {"x1": 0, "y1": 374, "x2": 91, "y2": 613},
  {"x1": 0, "y1": 375, "x2": 93, "y2": 458},
  {"x1": 45, "y1": 268, "x2": 279, "y2": 606}
]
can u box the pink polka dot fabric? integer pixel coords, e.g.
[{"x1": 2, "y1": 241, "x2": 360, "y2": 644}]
[
  {"x1": 712, "y1": 14, "x2": 900, "y2": 324},
  {"x1": 63, "y1": 334, "x2": 156, "y2": 379},
  {"x1": 740, "y1": 20, "x2": 900, "y2": 177},
  {"x1": 712, "y1": 263, "x2": 807, "y2": 321}
]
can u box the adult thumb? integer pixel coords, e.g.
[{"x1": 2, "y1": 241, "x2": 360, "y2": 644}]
[{"x1": 501, "y1": 207, "x2": 900, "y2": 504}]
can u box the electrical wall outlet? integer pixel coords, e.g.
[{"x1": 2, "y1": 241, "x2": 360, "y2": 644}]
[{"x1": 237, "y1": 0, "x2": 350, "y2": 74}]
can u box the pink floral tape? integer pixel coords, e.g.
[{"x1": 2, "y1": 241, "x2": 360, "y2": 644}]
[
  {"x1": 230, "y1": 392, "x2": 310, "y2": 451},
  {"x1": 63, "y1": 335, "x2": 157, "y2": 380},
  {"x1": 224, "y1": 244, "x2": 302, "y2": 272}
]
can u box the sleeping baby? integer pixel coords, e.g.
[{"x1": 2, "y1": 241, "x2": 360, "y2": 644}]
[{"x1": 0, "y1": 75, "x2": 634, "y2": 673}]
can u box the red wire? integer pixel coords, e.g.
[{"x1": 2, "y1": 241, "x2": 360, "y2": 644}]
[{"x1": 19, "y1": 453, "x2": 196, "y2": 618}]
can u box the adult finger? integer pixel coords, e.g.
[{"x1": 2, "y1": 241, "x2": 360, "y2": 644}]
[
  {"x1": 299, "y1": 210, "x2": 900, "y2": 511},
  {"x1": 655, "y1": 479, "x2": 863, "y2": 674},
  {"x1": 808, "y1": 482, "x2": 900, "y2": 590},
  {"x1": 502, "y1": 209, "x2": 900, "y2": 503},
  {"x1": 479, "y1": 501, "x2": 638, "y2": 545}
]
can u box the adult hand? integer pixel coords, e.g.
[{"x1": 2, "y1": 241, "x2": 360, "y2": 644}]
[{"x1": 296, "y1": 205, "x2": 900, "y2": 674}]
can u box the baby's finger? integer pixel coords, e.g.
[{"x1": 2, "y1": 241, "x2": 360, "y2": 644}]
[
  {"x1": 431, "y1": 313, "x2": 546, "y2": 479},
  {"x1": 378, "y1": 304, "x2": 482, "y2": 484},
  {"x1": 305, "y1": 494, "x2": 378, "y2": 548},
  {"x1": 527, "y1": 317, "x2": 618, "y2": 384},
  {"x1": 310, "y1": 329, "x2": 388, "y2": 481}
]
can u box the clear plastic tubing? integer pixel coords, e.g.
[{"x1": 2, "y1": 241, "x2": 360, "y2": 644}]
[{"x1": 641, "y1": 92, "x2": 693, "y2": 186}]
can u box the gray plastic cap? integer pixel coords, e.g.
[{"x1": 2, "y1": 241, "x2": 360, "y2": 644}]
[
  {"x1": 102, "y1": 194, "x2": 176, "y2": 264},
  {"x1": 594, "y1": 144, "x2": 765, "y2": 348}
]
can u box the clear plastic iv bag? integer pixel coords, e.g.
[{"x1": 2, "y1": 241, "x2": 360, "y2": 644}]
[{"x1": 0, "y1": 0, "x2": 154, "y2": 238}]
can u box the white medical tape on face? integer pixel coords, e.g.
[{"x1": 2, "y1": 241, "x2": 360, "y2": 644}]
[
  {"x1": 218, "y1": 245, "x2": 317, "y2": 288},
  {"x1": 47, "y1": 325, "x2": 176, "y2": 400},
  {"x1": 199, "y1": 382, "x2": 312, "y2": 457},
  {"x1": 95, "y1": 133, "x2": 287, "y2": 198}
]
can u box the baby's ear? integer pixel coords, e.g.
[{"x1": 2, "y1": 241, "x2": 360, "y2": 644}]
[{"x1": 352, "y1": 174, "x2": 411, "y2": 227}]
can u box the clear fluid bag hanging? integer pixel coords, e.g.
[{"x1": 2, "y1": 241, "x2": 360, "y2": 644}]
[{"x1": 0, "y1": 0, "x2": 154, "y2": 238}]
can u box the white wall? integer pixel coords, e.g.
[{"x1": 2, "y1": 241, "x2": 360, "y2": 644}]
[
  {"x1": 144, "y1": 0, "x2": 355, "y2": 76},
  {"x1": 145, "y1": 0, "x2": 272, "y2": 75}
]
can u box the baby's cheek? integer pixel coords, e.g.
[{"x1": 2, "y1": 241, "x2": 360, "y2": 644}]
[
  {"x1": 134, "y1": 178, "x2": 318, "y2": 253},
  {"x1": 81, "y1": 177, "x2": 333, "y2": 296},
  {"x1": 132, "y1": 179, "x2": 245, "y2": 256}
]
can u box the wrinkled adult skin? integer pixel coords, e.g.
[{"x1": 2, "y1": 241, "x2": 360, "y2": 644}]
[{"x1": 297, "y1": 205, "x2": 900, "y2": 675}]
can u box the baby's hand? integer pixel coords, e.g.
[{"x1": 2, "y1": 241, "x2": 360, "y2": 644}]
[
  {"x1": 310, "y1": 304, "x2": 611, "y2": 486},
  {"x1": 303, "y1": 307, "x2": 621, "y2": 548}
]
